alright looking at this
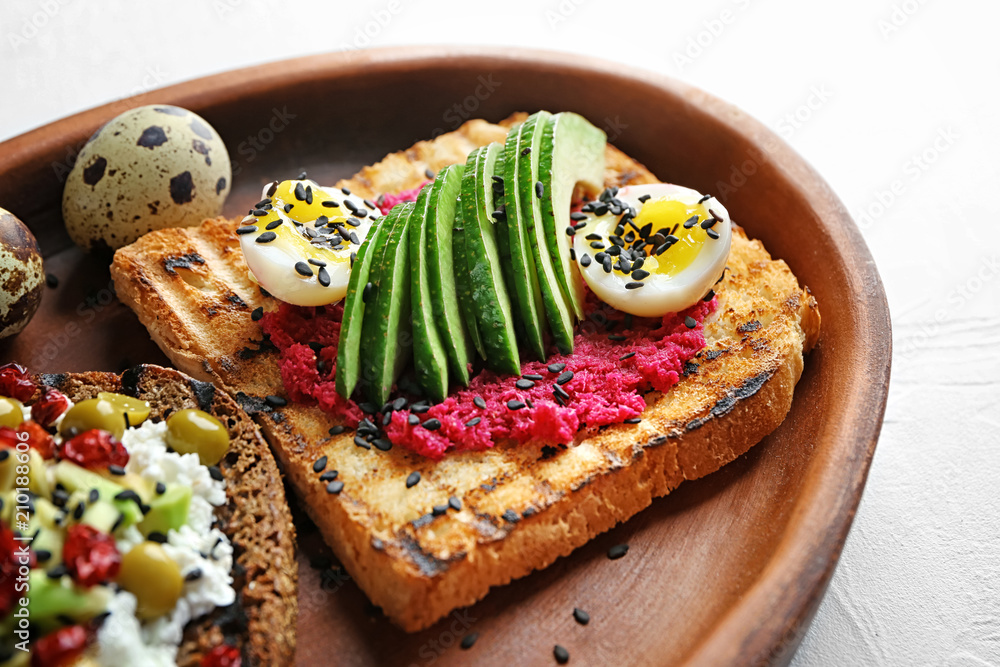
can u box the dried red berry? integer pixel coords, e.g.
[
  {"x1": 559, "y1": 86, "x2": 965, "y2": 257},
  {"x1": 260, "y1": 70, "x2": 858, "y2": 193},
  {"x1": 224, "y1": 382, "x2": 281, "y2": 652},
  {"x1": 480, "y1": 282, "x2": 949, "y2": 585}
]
[
  {"x1": 59, "y1": 429, "x2": 128, "y2": 470},
  {"x1": 32, "y1": 387, "x2": 71, "y2": 429},
  {"x1": 62, "y1": 524, "x2": 120, "y2": 588},
  {"x1": 0, "y1": 363, "x2": 34, "y2": 402},
  {"x1": 201, "y1": 644, "x2": 242, "y2": 667},
  {"x1": 31, "y1": 625, "x2": 92, "y2": 667},
  {"x1": 0, "y1": 422, "x2": 55, "y2": 460}
]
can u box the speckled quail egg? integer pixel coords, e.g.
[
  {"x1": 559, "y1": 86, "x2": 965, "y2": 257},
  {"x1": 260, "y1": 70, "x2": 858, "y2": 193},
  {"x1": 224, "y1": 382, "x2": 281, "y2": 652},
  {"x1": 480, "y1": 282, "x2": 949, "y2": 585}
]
[
  {"x1": 0, "y1": 208, "x2": 44, "y2": 340},
  {"x1": 62, "y1": 104, "x2": 231, "y2": 252}
]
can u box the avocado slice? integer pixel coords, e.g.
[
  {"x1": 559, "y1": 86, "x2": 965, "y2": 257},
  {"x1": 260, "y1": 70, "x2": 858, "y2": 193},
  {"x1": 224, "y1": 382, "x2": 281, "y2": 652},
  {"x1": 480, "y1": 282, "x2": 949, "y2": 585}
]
[
  {"x1": 138, "y1": 484, "x2": 191, "y2": 537},
  {"x1": 538, "y1": 112, "x2": 607, "y2": 320},
  {"x1": 27, "y1": 569, "x2": 111, "y2": 630},
  {"x1": 452, "y1": 215, "x2": 486, "y2": 360},
  {"x1": 513, "y1": 112, "x2": 577, "y2": 354},
  {"x1": 53, "y1": 461, "x2": 142, "y2": 527},
  {"x1": 423, "y1": 165, "x2": 473, "y2": 385},
  {"x1": 410, "y1": 183, "x2": 453, "y2": 401},
  {"x1": 460, "y1": 144, "x2": 520, "y2": 376},
  {"x1": 501, "y1": 121, "x2": 549, "y2": 360},
  {"x1": 359, "y1": 202, "x2": 415, "y2": 405},
  {"x1": 336, "y1": 211, "x2": 395, "y2": 400}
]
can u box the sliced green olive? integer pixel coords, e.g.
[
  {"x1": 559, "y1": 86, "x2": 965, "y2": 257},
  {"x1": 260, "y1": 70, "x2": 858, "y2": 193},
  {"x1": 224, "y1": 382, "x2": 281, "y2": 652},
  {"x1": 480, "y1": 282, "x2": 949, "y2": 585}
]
[
  {"x1": 58, "y1": 398, "x2": 126, "y2": 440},
  {"x1": 97, "y1": 392, "x2": 151, "y2": 427},
  {"x1": 165, "y1": 409, "x2": 229, "y2": 466},
  {"x1": 117, "y1": 541, "x2": 183, "y2": 619},
  {"x1": 0, "y1": 397, "x2": 24, "y2": 429}
]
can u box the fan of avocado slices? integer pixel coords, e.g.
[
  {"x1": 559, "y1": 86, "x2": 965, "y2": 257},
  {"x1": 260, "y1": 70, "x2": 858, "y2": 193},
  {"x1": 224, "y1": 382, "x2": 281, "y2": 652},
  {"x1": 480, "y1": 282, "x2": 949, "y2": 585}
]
[{"x1": 335, "y1": 112, "x2": 607, "y2": 406}]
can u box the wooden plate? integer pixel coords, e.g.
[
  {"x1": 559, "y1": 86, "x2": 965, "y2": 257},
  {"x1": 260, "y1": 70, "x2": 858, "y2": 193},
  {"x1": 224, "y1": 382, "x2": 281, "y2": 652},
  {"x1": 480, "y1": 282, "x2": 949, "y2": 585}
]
[{"x1": 0, "y1": 46, "x2": 891, "y2": 666}]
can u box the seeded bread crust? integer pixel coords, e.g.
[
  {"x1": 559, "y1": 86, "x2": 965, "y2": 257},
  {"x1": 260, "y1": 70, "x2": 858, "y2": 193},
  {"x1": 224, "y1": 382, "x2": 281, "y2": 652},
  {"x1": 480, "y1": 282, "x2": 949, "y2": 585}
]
[
  {"x1": 32, "y1": 365, "x2": 297, "y2": 665},
  {"x1": 110, "y1": 116, "x2": 820, "y2": 632}
]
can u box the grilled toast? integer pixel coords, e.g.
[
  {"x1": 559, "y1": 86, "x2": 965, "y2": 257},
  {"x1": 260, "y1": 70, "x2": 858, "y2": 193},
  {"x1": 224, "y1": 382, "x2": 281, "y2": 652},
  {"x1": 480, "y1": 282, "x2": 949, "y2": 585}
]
[
  {"x1": 110, "y1": 116, "x2": 820, "y2": 632},
  {"x1": 32, "y1": 365, "x2": 298, "y2": 665}
]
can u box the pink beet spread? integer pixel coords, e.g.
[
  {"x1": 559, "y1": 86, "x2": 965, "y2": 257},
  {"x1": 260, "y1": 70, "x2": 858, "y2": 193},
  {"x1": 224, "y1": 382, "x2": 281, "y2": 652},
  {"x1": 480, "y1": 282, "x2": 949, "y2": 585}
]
[{"x1": 261, "y1": 292, "x2": 715, "y2": 460}]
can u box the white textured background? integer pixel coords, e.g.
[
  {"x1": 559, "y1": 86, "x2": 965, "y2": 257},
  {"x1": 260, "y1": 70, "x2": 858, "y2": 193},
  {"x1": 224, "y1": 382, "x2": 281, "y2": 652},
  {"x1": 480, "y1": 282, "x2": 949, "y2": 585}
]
[{"x1": 1, "y1": 1, "x2": 998, "y2": 665}]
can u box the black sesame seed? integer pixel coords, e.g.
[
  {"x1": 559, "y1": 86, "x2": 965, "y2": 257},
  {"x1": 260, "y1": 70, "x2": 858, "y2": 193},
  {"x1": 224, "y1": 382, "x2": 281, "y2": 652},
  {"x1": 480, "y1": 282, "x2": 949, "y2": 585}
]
[
  {"x1": 707, "y1": 228, "x2": 721, "y2": 239},
  {"x1": 547, "y1": 362, "x2": 566, "y2": 373},
  {"x1": 473, "y1": 396, "x2": 487, "y2": 409},
  {"x1": 556, "y1": 370, "x2": 574, "y2": 385},
  {"x1": 304, "y1": 185, "x2": 313, "y2": 205},
  {"x1": 580, "y1": 254, "x2": 592, "y2": 268},
  {"x1": 47, "y1": 564, "x2": 68, "y2": 579},
  {"x1": 624, "y1": 417, "x2": 642, "y2": 424},
  {"x1": 535, "y1": 181, "x2": 544, "y2": 198},
  {"x1": 294, "y1": 182, "x2": 307, "y2": 201},
  {"x1": 283, "y1": 203, "x2": 294, "y2": 213},
  {"x1": 353, "y1": 435, "x2": 371, "y2": 449},
  {"x1": 344, "y1": 200, "x2": 359, "y2": 213},
  {"x1": 294, "y1": 261, "x2": 313, "y2": 277},
  {"x1": 265, "y1": 395, "x2": 287, "y2": 407},
  {"x1": 347, "y1": 217, "x2": 362, "y2": 227},
  {"x1": 700, "y1": 217, "x2": 718, "y2": 229},
  {"x1": 449, "y1": 496, "x2": 462, "y2": 511},
  {"x1": 251, "y1": 208, "x2": 269, "y2": 217},
  {"x1": 407, "y1": 413, "x2": 420, "y2": 426},
  {"x1": 698, "y1": 193, "x2": 713, "y2": 203},
  {"x1": 422, "y1": 418, "x2": 442, "y2": 431},
  {"x1": 608, "y1": 334, "x2": 626, "y2": 341},
  {"x1": 319, "y1": 470, "x2": 338, "y2": 482},
  {"x1": 569, "y1": 211, "x2": 587, "y2": 221},
  {"x1": 631, "y1": 269, "x2": 650, "y2": 281},
  {"x1": 113, "y1": 490, "x2": 141, "y2": 504},
  {"x1": 425, "y1": 167, "x2": 435, "y2": 179},
  {"x1": 432, "y1": 504, "x2": 448, "y2": 516},
  {"x1": 683, "y1": 215, "x2": 699, "y2": 229},
  {"x1": 565, "y1": 226, "x2": 577, "y2": 237},
  {"x1": 155, "y1": 482, "x2": 167, "y2": 495},
  {"x1": 502, "y1": 509, "x2": 520, "y2": 523},
  {"x1": 35, "y1": 549, "x2": 51, "y2": 563},
  {"x1": 573, "y1": 607, "x2": 590, "y2": 625},
  {"x1": 602, "y1": 256, "x2": 613, "y2": 273},
  {"x1": 373, "y1": 438, "x2": 392, "y2": 451},
  {"x1": 406, "y1": 472, "x2": 421, "y2": 488},
  {"x1": 593, "y1": 203, "x2": 609, "y2": 216},
  {"x1": 625, "y1": 281, "x2": 644, "y2": 290},
  {"x1": 461, "y1": 633, "x2": 479, "y2": 649},
  {"x1": 703, "y1": 289, "x2": 716, "y2": 302},
  {"x1": 329, "y1": 425, "x2": 346, "y2": 435},
  {"x1": 607, "y1": 543, "x2": 629, "y2": 559},
  {"x1": 552, "y1": 384, "x2": 569, "y2": 401},
  {"x1": 515, "y1": 379, "x2": 535, "y2": 390},
  {"x1": 256, "y1": 231, "x2": 277, "y2": 243},
  {"x1": 607, "y1": 244, "x2": 621, "y2": 257},
  {"x1": 185, "y1": 568, "x2": 204, "y2": 582},
  {"x1": 637, "y1": 194, "x2": 652, "y2": 203},
  {"x1": 148, "y1": 531, "x2": 168, "y2": 544},
  {"x1": 554, "y1": 645, "x2": 570, "y2": 664},
  {"x1": 208, "y1": 466, "x2": 223, "y2": 481},
  {"x1": 507, "y1": 400, "x2": 526, "y2": 411},
  {"x1": 326, "y1": 480, "x2": 344, "y2": 494},
  {"x1": 685, "y1": 316, "x2": 697, "y2": 329},
  {"x1": 465, "y1": 417, "x2": 481, "y2": 427},
  {"x1": 108, "y1": 464, "x2": 126, "y2": 476},
  {"x1": 341, "y1": 187, "x2": 351, "y2": 195},
  {"x1": 619, "y1": 351, "x2": 636, "y2": 361},
  {"x1": 317, "y1": 267, "x2": 331, "y2": 287},
  {"x1": 236, "y1": 225, "x2": 258, "y2": 235},
  {"x1": 45, "y1": 273, "x2": 59, "y2": 288},
  {"x1": 362, "y1": 282, "x2": 374, "y2": 303},
  {"x1": 313, "y1": 456, "x2": 328, "y2": 473},
  {"x1": 266, "y1": 181, "x2": 278, "y2": 197},
  {"x1": 322, "y1": 200, "x2": 339, "y2": 208}
]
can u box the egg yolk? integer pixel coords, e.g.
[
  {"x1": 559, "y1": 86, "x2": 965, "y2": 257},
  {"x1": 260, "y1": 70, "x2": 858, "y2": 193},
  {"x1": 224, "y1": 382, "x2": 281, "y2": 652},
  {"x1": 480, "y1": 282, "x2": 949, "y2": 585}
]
[
  {"x1": 630, "y1": 197, "x2": 712, "y2": 278},
  {"x1": 271, "y1": 180, "x2": 350, "y2": 226}
]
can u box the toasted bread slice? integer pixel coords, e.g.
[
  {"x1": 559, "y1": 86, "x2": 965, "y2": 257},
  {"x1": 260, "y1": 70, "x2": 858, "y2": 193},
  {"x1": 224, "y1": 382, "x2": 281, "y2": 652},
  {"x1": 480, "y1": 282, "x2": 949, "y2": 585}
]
[
  {"x1": 32, "y1": 365, "x2": 298, "y2": 665},
  {"x1": 110, "y1": 116, "x2": 820, "y2": 632}
]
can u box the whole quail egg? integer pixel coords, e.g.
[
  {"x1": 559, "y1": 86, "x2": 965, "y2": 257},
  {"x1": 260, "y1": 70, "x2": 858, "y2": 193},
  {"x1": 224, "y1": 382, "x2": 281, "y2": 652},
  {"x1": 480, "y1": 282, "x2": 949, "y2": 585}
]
[
  {"x1": 62, "y1": 104, "x2": 232, "y2": 252},
  {"x1": 0, "y1": 208, "x2": 44, "y2": 340}
]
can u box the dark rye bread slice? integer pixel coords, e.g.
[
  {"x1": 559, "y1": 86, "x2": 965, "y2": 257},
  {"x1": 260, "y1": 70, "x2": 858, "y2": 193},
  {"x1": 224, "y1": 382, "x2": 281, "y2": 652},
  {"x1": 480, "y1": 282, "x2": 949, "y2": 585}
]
[
  {"x1": 110, "y1": 115, "x2": 821, "y2": 631},
  {"x1": 31, "y1": 364, "x2": 297, "y2": 666}
]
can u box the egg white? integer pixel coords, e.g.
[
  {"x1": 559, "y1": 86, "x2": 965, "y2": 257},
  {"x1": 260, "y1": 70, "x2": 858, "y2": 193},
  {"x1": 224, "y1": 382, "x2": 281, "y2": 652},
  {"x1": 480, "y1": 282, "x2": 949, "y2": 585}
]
[{"x1": 571, "y1": 183, "x2": 731, "y2": 318}]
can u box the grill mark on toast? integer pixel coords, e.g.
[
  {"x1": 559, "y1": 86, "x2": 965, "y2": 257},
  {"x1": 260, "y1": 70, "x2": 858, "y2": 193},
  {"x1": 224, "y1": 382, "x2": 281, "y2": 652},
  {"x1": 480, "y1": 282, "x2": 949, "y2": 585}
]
[{"x1": 163, "y1": 252, "x2": 206, "y2": 275}]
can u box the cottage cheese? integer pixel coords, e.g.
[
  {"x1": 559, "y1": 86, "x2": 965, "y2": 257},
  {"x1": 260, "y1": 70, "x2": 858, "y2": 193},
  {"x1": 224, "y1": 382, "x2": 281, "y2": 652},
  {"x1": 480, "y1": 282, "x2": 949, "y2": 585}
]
[{"x1": 96, "y1": 419, "x2": 236, "y2": 666}]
